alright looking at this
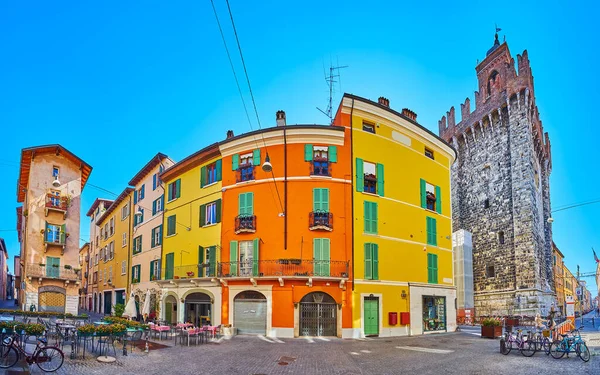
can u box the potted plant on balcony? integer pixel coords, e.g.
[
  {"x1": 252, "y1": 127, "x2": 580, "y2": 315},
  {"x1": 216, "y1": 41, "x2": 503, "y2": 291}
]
[
  {"x1": 39, "y1": 262, "x2": 45, "y2": 267},
  {"x1": 481, "y1": 318, "x2": 502, "y2": 338},
  {"x1": 64, "y1": 265, "x2": 72, "y2": 270},
  {"x1": 150, "y1": 275, "x2": 158, "y2": 281},
  {"x1": 52, "y1": 264, "x2": 59, "y2": 268}
]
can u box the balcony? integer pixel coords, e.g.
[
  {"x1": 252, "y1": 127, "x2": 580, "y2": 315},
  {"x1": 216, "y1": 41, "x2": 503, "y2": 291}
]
[
  {"x1": 235, "y1": 215, "x2": 256, "y2": 234},
  {"x1": 158, "y1": 264, "x2": 216, "y2": 283},
  {"x1": 311, "y1": 159, "x2": 331, "y2": 177},
  {"x1": 236, "y1": 164, "x2": 255, "y2": 183},
  {"x1": 44, "y1": 231, "x2": 66, "y2": 253},
  {"x1": 218, "y1": 259, "x2": 349, "y2": 279},
  {"x1": 309, "y1": 211, "x2": 333, "y2": 231},
  {"x1": 26, "y1": 264, "x2": 79, "y2": 282},
  {"x1": 45, "y1": 193, "x2": 68, "y2": 218}
]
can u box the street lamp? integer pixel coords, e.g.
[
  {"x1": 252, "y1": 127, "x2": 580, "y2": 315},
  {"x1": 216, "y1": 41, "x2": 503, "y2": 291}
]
[{"x1": 262, "y1": 154, "x2": 272, "y2": 173}]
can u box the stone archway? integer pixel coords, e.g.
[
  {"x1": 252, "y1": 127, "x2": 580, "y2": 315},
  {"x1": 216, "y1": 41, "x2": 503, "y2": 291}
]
[{"x1": 299, "y1": 292, "x2": 337, "y2": 337}]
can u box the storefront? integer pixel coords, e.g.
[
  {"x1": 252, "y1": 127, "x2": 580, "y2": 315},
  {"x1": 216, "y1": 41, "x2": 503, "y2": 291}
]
[
  {"x1": 184, "y1": 292, "x2": 213, "y2": 326},
  {"x1": 422, "y1": 295, "x2": 446, "y2": 332}
]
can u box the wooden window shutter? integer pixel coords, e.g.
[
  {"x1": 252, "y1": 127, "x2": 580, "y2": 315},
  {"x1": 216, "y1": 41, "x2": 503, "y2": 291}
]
[
  {"x1": 328, "y1": 146, "x2": 337, "y2": 162},
  {"x1": 313, "y1": 188, "x2": 321, "y2": 211},
  {"x1": 356, "y1": 158, "x2": 364, "y2": 192},
  {"x1": 420, "y1": 179, "x2": 427, "y2": 208},
  {"x1": 372, "y1": 243, "x2": 379, "y2": 280},
  {"x1": 247, "y1": 192, "x2": 254, "y2": 215},
  {"x1": 232, "y1": 154, "x2": 239, "y2": 170},
  {"x1": 215, "y1": 199, "x2": 222, "y2": 223},
  {"x1": 252, "y1": 238, "x2": 260, "y2": 276},
  {"x1": 322, "y1": 239, "x2": 330, "y2": 276},
  {"x1": 151, "y1": 228, "x2": 156, "y2": 248},
  {"x1": 153, "y1": 174, "x2": 157, "y2": 190},
  {"x1": 432, "y1": 218, "x2": 437, "y2": 246},
  {"x1": 238, "y1": 193, "x2": 245, "y2": 216},
  {"x1": 200, "y1": 166, "x2": 207, "y2": 187},
  {"x1": 134, "y1": 190, "x2": 138, "y2": 204},
  {"x1": 253, "y1": 149, "x2": 261, "y2": 166},
  {"x1": 304, "y1": 144, "x2": 313, "y2": 161},
  {"x1": 313, "y1": 238, "x2": 321, "y2": 276},
  {"x1": 376, "y1": 163, "x2": 384, "y2": 196},
  {"x1": 200, "y1": 204, "x2": 206, "y2": 227},
  {"x1": 322, "y1": 188, "x2": 329, "y2": 212},
  {"x1": 209, "y1": 246, "x2": 217, "y2": 277},
  {"x1": 435, "y1": 185, "x2": 442, "y2": 214},
  {"x1": 167, "y1": 183, "x2": 172, "y2": 201},
  {"x1": 175, "y1": 179, "x2": 181, "y2": 198},
  {"x1": 364, "y1": 243, "x2": 372, "y2": 280},
  {"x1": 230, "y1": 241, "x2": 238, "y2": 276},
  {"x1": 216, "y1": 159, "x2": 222, "y2": 181}
]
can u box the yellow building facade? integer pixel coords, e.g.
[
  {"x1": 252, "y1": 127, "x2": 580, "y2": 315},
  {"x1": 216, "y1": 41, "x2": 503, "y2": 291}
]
[
  {"x1": 157, "y1": 143, "x2": 224, "y2": 326},
  {"x1": 552, "y1": 242, "x2": 565, "y2": 315},
  {"x1": 95, "y1": 188, "x2": 133, "y2": 314},
  {"x1": 563, "y1": 265, "x2": 576, "y2": 315},
  {"x1": 335, "y1": 94, "x2": 456, "y2": 337}
]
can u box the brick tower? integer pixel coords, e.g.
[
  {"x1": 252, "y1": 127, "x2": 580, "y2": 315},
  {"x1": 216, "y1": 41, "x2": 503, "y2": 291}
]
[{"x1": 439, "y1": 33, "x2": 554, "y2": 316}]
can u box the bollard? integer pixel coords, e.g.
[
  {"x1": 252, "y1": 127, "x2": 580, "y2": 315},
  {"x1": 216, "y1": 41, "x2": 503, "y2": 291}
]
[{"x1": 123, "y1": 336, "x2": 128, "y2": 356}]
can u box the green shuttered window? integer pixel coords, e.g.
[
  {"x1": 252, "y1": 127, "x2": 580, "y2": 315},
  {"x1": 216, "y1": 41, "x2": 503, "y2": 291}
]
[
  {"x1": 426, "y1": 217, "x2": 437, "y2": 246},
  {"x1": 420, "y1": 179, "x2": 442, "y2": 214},
  {"x1": 364, "y1": 243, "x2": 379, "y2": 280},
  {"x1": 356, "y1": 158, "x2": 364, "y2": 192},
  {"x1": 164, "y1": 253, "x2": 174, "y2": 280},
  {"x1": 253, "y1": 149, "x2": 261, "y2": 166},
  {"x1": 313, "y1": 238, "x2": 330, "y2": 276},
  {"x1": 238, "y1": 192, "x2": 254, "y2": 215},
  {"x1": 328, "y1": 146, "x2": 337, "y2": 162},
  {"x1": 304, "y1": 144, "x2": 313, "y2": 161},
  {"x1": 252, "y1": 238, "x2": 260, "y2": 276},
  {"x1": 313, "y1": 188, "x2": 330, "y2": 212},
  {"x1": 232, "y1": 154, "x2": 239, "y2": 171},
  {"x1": 167, "y1": 179, "x2": 181, "y2": 201},
  {"x1": 364, "y1": 201, "x2": 378, "y2": 234},
  {"x1": 427, "y1": 253, "x2": 438, "y2": 284},
  {"x1": 230, "y1": 241, "x2": 238, "y2": 276},
  {"x1": 167, "y1": 215, "x2": 176, "y2": 236}
]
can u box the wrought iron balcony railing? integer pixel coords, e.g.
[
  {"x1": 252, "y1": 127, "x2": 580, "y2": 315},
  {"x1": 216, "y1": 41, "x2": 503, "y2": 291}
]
[
  {"x1": 160, "y1": 264, "x2": 216, "y2": 280},
  {"x1": 26, "y1": 264, "x2": 79, "y2": 281},
  {"x1": 236, "y1": 164, "x2": 255, "y2": 183},
  {"x1": 311, "y1": 159, "x2": 331, "y2": 177},
  {"x1": 45, "y1": 193, "x2": 68, "y2": 213},
  {"x1": 235, "y1": 215, "x2": 256, "y2": 234},
  {"x1": 309, "y1": 211, "x2": 333, "y2": 231},
  {"x1": 218, "y1": 259, "x2": 349, "y2": 278}
]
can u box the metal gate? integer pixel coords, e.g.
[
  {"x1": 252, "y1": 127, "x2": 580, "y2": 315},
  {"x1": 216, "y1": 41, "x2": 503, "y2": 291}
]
[
  {"x1": 299, "y1": 292, "x2": 337, "y2": 337},
  {"x1": 38, "y1": 292, "x2": 65, "y2": 313}
]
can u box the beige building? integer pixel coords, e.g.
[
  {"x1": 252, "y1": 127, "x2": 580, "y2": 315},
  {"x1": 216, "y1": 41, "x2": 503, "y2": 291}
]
[
  {"x1": 85, "y1": 198, "x2": 113, "y2": 313},
  {"x1": 16, "y1": 145, "x2": 92, "y2": 314},
  {"x1": 78, "y1": 242, "x2": 90, "y2": 309},
  {"x1": 128, "y1": 153, "x2": 174, "y2": 317}
]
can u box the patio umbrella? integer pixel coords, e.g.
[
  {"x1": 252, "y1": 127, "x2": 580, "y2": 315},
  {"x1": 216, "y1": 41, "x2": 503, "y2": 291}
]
[
  {"x1": 142, "y1": 290, "x2": 152, "y2": 320},
  {"x1": 123, "y1": 292, "x2": 137, "y2": 319}
]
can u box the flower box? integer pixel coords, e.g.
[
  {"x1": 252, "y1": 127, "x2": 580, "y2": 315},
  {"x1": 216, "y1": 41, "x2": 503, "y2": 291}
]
[
  {"x1": 481, "y1": 325, "x2": 502, "y2": 339},
  {"x1": 222, "y1": 326, "x2": 237, "y2": 337}
]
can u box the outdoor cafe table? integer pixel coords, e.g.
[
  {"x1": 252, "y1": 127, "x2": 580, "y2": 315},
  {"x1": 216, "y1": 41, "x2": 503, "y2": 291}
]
[
  {"x1": 93, "y1": 321, "x2": 109, "y2": 325},
  {"x1": 0, "y1": 316, "x2": 13, "y2": 322},
  {"x1": 203, "y1": 326, "x2": 218, "y2": 338}
]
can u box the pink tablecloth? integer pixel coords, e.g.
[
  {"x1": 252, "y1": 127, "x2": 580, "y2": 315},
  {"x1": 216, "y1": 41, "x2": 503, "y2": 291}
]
[
  {"x1": 202, "y1": 326, "x2": 218, "y2": 337},
  {"x1": 177, "y1": 323, "x2": 194, "y2": 329}
]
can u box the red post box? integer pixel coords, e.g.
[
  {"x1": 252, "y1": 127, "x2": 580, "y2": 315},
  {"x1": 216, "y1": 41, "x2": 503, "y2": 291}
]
[
  {"x1": 400, "y1": 312, "x2": 410, "y2": 325},
  {"x1": 388, "y1": 312, "x2": 398, "y2": 325}
]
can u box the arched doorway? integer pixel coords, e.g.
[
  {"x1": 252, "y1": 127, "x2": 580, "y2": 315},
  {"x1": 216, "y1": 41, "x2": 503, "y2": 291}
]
[
  {"x1": 38, "y1": 286, "x2": 66, "y2": 313},
  {"x1": 164, "y1": 295, "x2": 177, "y2": 325},
  {"x1": 234, "y1": 291, "x2": 267, "y2": 335},
  {"x1": 300, "y1": 292, "x2": 337, "y2": 337},
  {"x1": 184, "y1": 293, "x2": 212, "y2": 327}
]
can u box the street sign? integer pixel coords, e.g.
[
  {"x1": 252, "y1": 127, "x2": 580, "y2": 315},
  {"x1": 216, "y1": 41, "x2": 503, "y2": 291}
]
[{"x1": 576, "y1": 287, "x2": 582, "y2": 296}]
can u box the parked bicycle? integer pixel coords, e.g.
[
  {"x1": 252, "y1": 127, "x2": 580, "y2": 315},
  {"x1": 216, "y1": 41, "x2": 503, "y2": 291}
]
[
  {"x1": 500, "y1": 329, "x2": 536, "y2": 357},
  {"x1": 529, "y1": 328, "x2": 552, "y2": 355},
  {"x1": 0, "y1": 331, "x2": 64, "y2": 372},
  {"x1": 549, "y1": 327, "x2": 590, "y2": 362}
]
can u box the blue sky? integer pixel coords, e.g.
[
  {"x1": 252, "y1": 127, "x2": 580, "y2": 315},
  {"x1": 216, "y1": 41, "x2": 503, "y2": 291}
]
[{"x1": 1, "y1": 1, "x2": 598, "y2": 292}]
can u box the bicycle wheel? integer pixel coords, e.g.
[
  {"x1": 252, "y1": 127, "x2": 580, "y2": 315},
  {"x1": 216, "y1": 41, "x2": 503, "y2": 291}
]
[
  {"x1": 550, "y1": 340, "x2": 566, "y2": 359},
  {"x1": 0, "y1": 345, "x2": 19, "y2": 368},
  {"x1": 500, "y1": 338, "x2": 511, "y2": 355},
  {"x1": 35, "y1": 346, "x2": 64, "y2": 372},
  {"x1": 541, "y1": 337, "x2": 551, "y2": 355},
  {"x1": 577, "y1": 342, "x2": 590, "y2": 362},
  {"x1": 520, "y1": 340, "x2": 536, "y2": 357}
]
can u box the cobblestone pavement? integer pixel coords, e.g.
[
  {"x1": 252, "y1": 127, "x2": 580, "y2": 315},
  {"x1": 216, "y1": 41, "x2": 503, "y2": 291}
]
[{"x1": 17, "y1": 329, "x2": 599, "y2": 375}]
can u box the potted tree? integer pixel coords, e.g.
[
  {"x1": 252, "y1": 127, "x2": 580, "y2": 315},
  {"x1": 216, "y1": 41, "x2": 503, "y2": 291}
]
[{"x1": 481, "y1": 318, "x2": 502, "y2": 338}]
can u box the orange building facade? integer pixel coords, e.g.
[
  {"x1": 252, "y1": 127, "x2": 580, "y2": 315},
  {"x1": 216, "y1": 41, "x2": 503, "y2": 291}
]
[{"x1": 218, "y1": 113, "x2": 353, "y2": 337}]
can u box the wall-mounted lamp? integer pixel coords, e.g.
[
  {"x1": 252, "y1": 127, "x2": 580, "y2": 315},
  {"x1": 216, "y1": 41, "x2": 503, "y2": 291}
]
[
  {"x1": 401, "y1": 290, "x2": 407, "y2": 299},
  {"x1": 210, "y1": 298, "x2": 214, "y2": 304},
  {"x1": 180, "y1": 298, "x2": 184, "y2": 303},
  {"x1": 293, "y1": 302, "x2": 298, "y2": 309},
  {"x1": 337, "y1": 303, "x2": 342, "y2": 310}
]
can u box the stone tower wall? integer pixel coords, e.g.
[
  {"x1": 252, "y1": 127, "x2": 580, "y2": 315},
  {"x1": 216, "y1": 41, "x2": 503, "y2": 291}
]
[{"x1": 439, "y1": 39, "x2": 553, "y2": 316}]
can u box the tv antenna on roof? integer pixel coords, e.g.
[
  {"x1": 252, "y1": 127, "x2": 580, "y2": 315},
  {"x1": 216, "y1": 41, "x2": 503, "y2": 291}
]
[{"x1": 317, "y1": 60, "x2": 348, "y2": 124}]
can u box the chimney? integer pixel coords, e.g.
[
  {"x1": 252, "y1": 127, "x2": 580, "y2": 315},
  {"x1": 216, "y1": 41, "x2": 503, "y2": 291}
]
[
  {"x1": 226, "y1": 130, "x2": 234, "y2": 139},
  {"x1": 276, "y1": 110, "x2": 286, "y2": 127},
  {"x1": 378, "y1": 96, "x2": 389, "y2": 107},
  {"x1": 402, "y1": 108, "x2": 417, "y2": 121}
]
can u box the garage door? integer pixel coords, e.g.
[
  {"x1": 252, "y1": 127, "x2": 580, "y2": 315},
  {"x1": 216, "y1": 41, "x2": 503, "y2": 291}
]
[{"x1": 234, "y1": 291, "x2": 267, "y2": 335}]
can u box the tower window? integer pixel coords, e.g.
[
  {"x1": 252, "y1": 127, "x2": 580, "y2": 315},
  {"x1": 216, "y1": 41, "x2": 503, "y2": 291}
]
[
  {"x1": 484, "y1": 199, "x2": 490, "y2": 209},
  {"x1": 487, "y1": 70, "x2": 499, "y2": 98},
  {"x1": 486, "y1": 265, "x2": 495, "y2": 278},
  {"x1": 52, "y1": 167, "x2": 60, "y2": 178},
  {"x1": 498, "y1": 231, "x2": 505, "y2": 245}
]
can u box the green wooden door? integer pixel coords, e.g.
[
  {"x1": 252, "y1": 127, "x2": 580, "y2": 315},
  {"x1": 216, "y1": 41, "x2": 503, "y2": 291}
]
[
  {"x1": 165, "y1": 253, "x2": 174, "y2": 280},
  {"x1": 165, "y1": 302, "x2": 173, "y2": 324},
  {"x1": 364, "y1": 298, "x2": 379, "y2": 336}
]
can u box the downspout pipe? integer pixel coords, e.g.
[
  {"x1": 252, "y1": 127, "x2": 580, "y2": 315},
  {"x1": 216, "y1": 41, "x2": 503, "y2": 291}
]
[
  {"x1": 349, "y1": 98, "x2": 355, "y2": 291},
  {"x1": 284, "y1": 125, "x2": 288, "y2": 250}
]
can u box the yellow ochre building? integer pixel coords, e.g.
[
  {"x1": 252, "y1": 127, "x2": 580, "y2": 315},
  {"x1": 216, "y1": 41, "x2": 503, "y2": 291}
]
[{"x1": 334, "y1": 94, "x2": 456, "y2": 337}]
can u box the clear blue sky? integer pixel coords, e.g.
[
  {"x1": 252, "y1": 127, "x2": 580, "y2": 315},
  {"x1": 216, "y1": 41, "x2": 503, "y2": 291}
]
[{"x1": 1, "y1": 1, "x2": 598, "y2": 292}]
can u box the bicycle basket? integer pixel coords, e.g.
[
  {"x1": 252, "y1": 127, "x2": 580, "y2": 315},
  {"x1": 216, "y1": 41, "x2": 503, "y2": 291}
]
[{"x1": 542, "y1": 330, "x2": 550, "y2": 338}]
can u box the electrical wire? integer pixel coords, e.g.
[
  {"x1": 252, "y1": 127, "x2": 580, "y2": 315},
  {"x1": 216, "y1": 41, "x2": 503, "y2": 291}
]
[{"x1": 552, "y1": 199, "x2": 600, "y2": 213}]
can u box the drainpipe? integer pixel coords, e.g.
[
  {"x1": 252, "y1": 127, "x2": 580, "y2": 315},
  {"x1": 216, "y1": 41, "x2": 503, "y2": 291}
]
[
  {"x1": 284, "y1": 124, "x2": 288, "y2": 250},
  {"x1": 127, "y1": 195, "x2": 132, "y2": 300},
  {"x1": 349, "y1": 98, "x2": 355, "y2": 291}
]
